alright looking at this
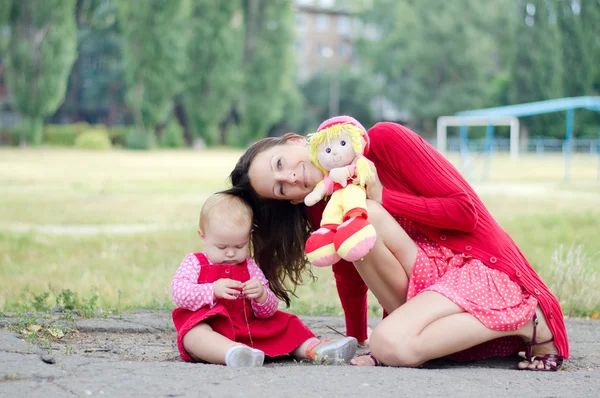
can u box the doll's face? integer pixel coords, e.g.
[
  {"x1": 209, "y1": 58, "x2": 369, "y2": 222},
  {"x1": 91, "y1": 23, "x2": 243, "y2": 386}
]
[{"x1": 316, "y1": 132, "x2": 357, "y2": 171}]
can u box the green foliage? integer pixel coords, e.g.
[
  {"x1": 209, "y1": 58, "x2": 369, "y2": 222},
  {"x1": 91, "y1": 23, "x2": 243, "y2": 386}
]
[
  {"x1": 0, "y1": 128, "x2": 21, "y2": 146},
  {"x1": 116, "y1": 0, "x2": 191, "y2": 133},
  {"x1": 75, "y1": 129, "x2": 112, "y2": 150},
  {"x1": 237, "y1": 0, "x2": 297, "y2": 146},
  {"x1": 180, "y1": 0, "x2": 243, "y2": 146},
  {"x1": 125, "y1": 127, "x2": 155, "y2": 150},
  {"x1": 359, "y1": 0, "x2": 501, "y2": 128},
  {"x1": 0, "y1": 0, "x2": 12, "y2": 52},
  {"x1": 300, "y1": 67, "x2": 379, "y2": 132},
  {"x1": 160, "y1": 120, "x2": 185, "y2": 148},
  {"x1": 107, "y1": 125, "x2": 129, "y2": 147},
  {"x1": 4, "y1": 0, "x2": 78, "y2": 146},
  {"x1": 509, "y1": 0, "x2": 564, "y2": 137},
  {"x1": 44, "y1": 125, "x2": 78, "y2": 146}
]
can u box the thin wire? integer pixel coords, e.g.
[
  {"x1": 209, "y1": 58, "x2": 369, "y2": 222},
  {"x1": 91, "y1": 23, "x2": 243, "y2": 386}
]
[{"x1": 242, "y1": 293, "x2": 254, "y2": 348}]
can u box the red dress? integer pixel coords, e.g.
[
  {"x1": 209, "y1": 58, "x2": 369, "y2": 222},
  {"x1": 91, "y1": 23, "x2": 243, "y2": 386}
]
[{"x1": 172, "y1": 253, "x2": 315, "y2": 362}]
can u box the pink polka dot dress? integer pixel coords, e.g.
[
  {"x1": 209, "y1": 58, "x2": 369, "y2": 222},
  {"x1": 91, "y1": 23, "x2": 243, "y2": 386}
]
[{"x1": 396, "y1": 216, "x2": 537, "y2": 361}]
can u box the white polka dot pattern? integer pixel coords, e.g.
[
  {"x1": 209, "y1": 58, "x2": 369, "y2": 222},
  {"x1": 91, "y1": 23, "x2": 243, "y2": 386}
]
[{"x1": 395, "y1": 215, "x2": 537, "y2": 351}]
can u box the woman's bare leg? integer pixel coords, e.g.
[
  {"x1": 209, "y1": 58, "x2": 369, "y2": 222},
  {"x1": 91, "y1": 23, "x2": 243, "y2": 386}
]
[
  {"x1": 182, "y1": 323, "x2": 238, "y2": 364},
  {"x1": 369, "y1": 291, "x2": 534, "y2": 367},
  {"x1": 353, "y1": 200, "x2": 418, "y2": 314}
]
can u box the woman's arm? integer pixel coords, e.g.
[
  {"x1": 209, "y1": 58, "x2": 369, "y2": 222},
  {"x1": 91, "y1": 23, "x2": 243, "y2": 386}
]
[
  {"x1": 171, "y1": 254, "x2": 217, "y2": 310},
  {"x1": 368, "y1": 122, "x2": 478, "y2": 232},
  {"x1": 246, "y1": 258, "x2": 279, "y2": 318}
]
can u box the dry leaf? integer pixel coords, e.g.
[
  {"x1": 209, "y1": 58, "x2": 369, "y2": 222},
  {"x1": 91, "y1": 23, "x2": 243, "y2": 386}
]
[
  {"x1": 29, "y1": 325, "x2": 42, "y2": 332},
  {"x1": 47, "y1": 328, "x2": 65, "y2": 338},
  {"x1": 591, "y1": 312, "x2": 600, "y2": 320}
]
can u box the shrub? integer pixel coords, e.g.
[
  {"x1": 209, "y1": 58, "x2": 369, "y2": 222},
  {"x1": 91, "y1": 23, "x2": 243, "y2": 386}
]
[
  {"x1": 160, "y1": 120, "x2": 185, "y2": 148},
  {"x1": 44, "y1": 124, "x2": 78, "y2": 146},
  {"x1": 126, "y1": 127, "x2": 155, "y2": 150},
  {"x1": 108, "y1": 125, "x2": 129, "y2": 147},
  {"x1": 75, "y1": 129, "x2": 112, "y2": 150},
  {"x1": 544, "y1": 244, "x2": 600, "y2": 317},
  {"x1": 0, "y1": 128, "x2": 21, "y2": 146}
]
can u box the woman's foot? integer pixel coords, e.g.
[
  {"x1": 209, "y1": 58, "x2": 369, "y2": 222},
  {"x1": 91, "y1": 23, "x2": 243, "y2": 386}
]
[
  {"x1": 350, "y1": 352, "x2": 380, "y2": 366},
  {"x1": 517, "y1": 307, "x2": 563, "y2": 371}
]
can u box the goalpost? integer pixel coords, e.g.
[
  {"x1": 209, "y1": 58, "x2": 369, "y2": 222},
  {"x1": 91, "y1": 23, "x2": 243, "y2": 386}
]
[
  {"x1": 436, "y1": 116, "x2": 520, "y2": 181},
  {"x1": 436, "y1": 116, "x2": 520, "y2": 160}
]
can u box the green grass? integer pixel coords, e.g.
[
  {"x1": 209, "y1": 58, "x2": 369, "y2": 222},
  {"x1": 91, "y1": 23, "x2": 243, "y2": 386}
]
[{"x1": 0, "y1": 148, "x2": 599, "y2": 316}]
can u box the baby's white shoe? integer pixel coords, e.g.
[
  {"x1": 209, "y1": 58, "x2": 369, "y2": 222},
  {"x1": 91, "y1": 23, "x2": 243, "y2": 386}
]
[{"x1": 225, "y1": 345, "x2": 265, "y2": 367}]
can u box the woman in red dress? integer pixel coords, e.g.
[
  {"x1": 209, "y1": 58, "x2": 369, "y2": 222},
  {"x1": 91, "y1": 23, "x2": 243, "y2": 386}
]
[
  {"x1": 171, "y1": 193, "x2": 357, "y2": 367},
  {"x1": 225, "y1": 116, "x2": 568, "y2": 371}
]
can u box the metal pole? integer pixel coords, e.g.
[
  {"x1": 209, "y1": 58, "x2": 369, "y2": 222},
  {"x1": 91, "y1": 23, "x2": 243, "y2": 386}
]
[
  {"x1": 483, "y1": 124, "x2": 495, "y2": 181},
  {"x1": 564, "y1": 108, "x2": 574, "y2": 183}
]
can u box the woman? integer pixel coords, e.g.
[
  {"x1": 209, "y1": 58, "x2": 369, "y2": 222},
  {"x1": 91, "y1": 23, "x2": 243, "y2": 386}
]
[{"x1": 225, "y1": 117, "x2": 568, "y2": 370}]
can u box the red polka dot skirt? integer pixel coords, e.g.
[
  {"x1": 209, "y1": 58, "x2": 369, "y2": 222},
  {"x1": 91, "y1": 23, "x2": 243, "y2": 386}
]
[{"x1": 396, "y1": 216, "x2": 537, "y2": 361}]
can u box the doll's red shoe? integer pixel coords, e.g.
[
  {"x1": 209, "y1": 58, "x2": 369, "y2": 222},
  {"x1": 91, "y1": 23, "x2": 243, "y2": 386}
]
[
  {"x1": 306, "y1": 227, "x2": 341, "y2": 266},
  {"x1": 334, "y1": 216, "x2": 377, "y2": 262}
]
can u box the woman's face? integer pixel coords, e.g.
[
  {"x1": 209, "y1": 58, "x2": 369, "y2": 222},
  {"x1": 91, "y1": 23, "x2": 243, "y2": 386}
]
[{"x1": 248, "y1": 138, "x2": 324, "y2": 203}]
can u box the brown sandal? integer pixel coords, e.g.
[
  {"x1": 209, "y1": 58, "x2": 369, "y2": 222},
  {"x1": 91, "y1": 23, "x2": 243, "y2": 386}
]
[
  {"x1": 351, "y1": 352, "x2": 382, "y2": 366},
  {"x1": 521, "y1": 313, "x2": 564, "y2": 371}
]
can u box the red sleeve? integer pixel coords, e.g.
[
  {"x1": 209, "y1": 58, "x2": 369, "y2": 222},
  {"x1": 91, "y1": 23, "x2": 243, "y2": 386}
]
[
  {"x1": 368, "y1": 122, "x2": 478, "y2": 232},
  {"x1": 306, "y1": 203, "x2": 369, "y2": 342}
]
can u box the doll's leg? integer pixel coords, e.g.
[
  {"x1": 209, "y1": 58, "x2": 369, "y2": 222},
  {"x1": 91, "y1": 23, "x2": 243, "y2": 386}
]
[
  {"x1": 334, "y1": 184, "x2": 377, "y2": 262},
  {"x1": 306, "y1": 190, "x2": 345, "y2": 266},
  {"x1": 183, "y1": 322, "x2": 264, "y2": 367}
]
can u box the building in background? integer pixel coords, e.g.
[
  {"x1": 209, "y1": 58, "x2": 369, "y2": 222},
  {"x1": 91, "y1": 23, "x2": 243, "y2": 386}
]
[{"x1": 294, "y1": 0, "x2": 356, "y2": 80}]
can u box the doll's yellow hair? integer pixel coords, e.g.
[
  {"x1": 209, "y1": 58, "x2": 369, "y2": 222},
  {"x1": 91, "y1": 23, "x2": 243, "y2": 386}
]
[{"x1": 308, "y1": 122, "x2": 372, "y2": 186}]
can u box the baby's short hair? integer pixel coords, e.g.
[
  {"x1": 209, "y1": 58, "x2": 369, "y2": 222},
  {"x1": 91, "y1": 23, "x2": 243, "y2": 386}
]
[{"x1": 199, "y1": 193, "x2": 253, "y2": 232}]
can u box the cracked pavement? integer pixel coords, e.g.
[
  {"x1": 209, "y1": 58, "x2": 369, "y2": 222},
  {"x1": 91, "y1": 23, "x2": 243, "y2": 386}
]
[{"x1": 0, "y1": 311, "x2": 598, "y2": 397}]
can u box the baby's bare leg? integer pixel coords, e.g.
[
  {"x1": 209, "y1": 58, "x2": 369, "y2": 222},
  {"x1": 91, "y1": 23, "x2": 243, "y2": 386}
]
[{"x1": 182, "y1": 323, "x2": 238, "y2": 364}]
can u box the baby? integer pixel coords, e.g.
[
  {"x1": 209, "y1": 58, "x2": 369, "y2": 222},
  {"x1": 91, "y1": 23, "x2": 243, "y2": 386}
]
[{"x1": 171, "y1": 193, "x2": 357, "y2": 367}]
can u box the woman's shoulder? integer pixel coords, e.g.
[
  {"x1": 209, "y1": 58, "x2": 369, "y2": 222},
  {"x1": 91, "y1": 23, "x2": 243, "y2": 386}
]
[{"x1": 367, "y1": 122, "x2": 420, "y2": 145}]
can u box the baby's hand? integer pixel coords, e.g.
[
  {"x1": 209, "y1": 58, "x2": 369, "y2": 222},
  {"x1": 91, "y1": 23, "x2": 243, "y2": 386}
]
[
  {"x1": 213, "y1": 278, "x2": 242, "y2": 300},
  {"x1": 242, "y1": 279, "x2": 267, "y2": 303}
]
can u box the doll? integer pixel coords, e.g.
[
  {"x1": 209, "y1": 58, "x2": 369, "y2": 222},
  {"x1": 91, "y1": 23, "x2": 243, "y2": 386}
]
[{"x1": 304, "y1": 116, "x2": 377, "y2": 266}]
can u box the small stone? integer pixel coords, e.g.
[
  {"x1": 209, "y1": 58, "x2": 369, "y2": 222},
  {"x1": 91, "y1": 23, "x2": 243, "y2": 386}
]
[{"x1": 41, "y1": 355, "x2": 56, "y2": 364}]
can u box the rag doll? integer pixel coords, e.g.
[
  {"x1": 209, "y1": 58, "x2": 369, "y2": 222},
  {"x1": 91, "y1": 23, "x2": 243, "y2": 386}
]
[{"x1": 304, "y1": 116, "x2": 377, "y2": 266}]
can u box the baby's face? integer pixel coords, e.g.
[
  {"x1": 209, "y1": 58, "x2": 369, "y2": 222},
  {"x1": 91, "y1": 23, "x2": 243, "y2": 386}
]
[{"x1": 201, "y1": 220, "x2": 251, "y2": 265}]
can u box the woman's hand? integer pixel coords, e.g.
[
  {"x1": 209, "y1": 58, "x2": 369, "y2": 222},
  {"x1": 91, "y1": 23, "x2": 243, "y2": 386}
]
[
  {"x1": 242, "y1": 279, "x2": 267, "y2": 303},
  {"x1": 364, "y1": 158, "x2": 383, "y2": 204},
  {"x1": 213, "y1": 278, "x2": 242, "y2": 300}
]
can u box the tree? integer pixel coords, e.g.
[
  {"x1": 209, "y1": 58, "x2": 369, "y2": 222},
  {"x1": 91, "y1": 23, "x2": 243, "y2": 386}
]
[
  {"x1": 235, "y1": 0, "x2": 296, "y2": 146},
  {"x1": 115, "y1": 0, "x2": 191, "y2": 136},
  {"x1": 180, "y1": 0, "x2": 243, "y2": 146},
  {"x1": 301, "y1": 67, "x2": 379, "y2": 133},
  {"x1": 358, "y1": 0, "x2": 499, "y2": 133},
  {"x1": 4, "y1": 0, "x2": 78, "y2": 145},
  {"x1": 510, "y1": 0, "x2": 564, "y2": 137},
  {"x1": 0, "y1": 0, "x2": 12, "y2": 53}
]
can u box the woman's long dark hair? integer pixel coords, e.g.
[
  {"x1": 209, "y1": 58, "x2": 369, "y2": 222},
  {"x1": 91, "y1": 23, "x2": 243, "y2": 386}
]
[{"x1": 223, "y1": 134, "x2": 314, "y2": 307}]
